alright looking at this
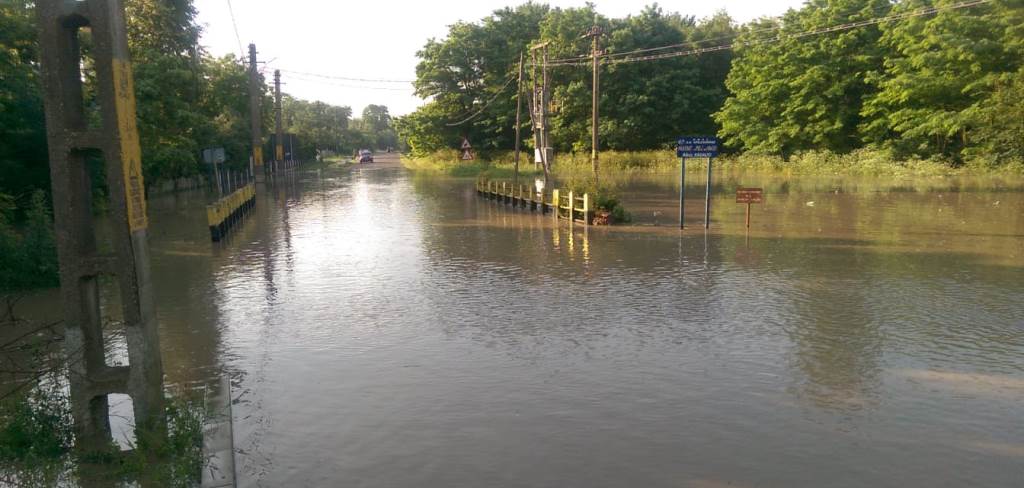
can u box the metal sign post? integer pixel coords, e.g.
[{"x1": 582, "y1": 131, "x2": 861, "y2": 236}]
[
  {"x1": 705, "y1": 157, "x2": 713, "y2": 229},
  {"x1": 677, "y1": 137, "x2": 718, "y2": 229},
  {"x1": 678, "y1": 155, "x2": 686, "y2": 229}
]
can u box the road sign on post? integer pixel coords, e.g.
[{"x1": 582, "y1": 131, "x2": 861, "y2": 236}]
[
  {"x1": 461, "y1": 138, "x2": 475, "y2": 160},
  {"x1": 735, "y1": 188, "x2": 764, "y2": 204},
  {"x1": 676, "y1": 137, "x2": 719, "y2": 229},
  {"x1": 736, "y1": 187, "x2": 764, "y2": 228},
  {"x1": 676, "y1": 137, "x2": 718, "y2": 158}
]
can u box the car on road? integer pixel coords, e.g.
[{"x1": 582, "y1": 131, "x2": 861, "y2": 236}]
[{"x1": 358, "y1": 149, "x2": 373, "y2": 163}]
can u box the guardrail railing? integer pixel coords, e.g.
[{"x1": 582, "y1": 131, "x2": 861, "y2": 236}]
[{"x1": 475, "y1": 179, "x2": 592, "y2": 225}]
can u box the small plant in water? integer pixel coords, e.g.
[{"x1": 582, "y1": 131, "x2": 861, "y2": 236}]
[{"x1": 593, "y1": 193, "x2": 632, "y2": 224}]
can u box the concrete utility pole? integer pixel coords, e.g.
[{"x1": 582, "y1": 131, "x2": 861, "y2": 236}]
[
  {"x1": 249, "y1": 43, "x2": 264, "y2": 181},
  {"x1": 530, "y1": 42, "x2": 553, "y2": 187},
  {"x1": 529, "y1": 48, "x2": 541, "y2": 171},
  {"x1": 35, "y1": 0, "x2": 165, "y2": 449},
  {"x1": 584, "y1": 21, "x2": 604, "y2": 186},
  {"x1": 274, "y1": 69, "x2": 284, "y2": 168},
  {"x1": 513, "y1": 51, "x2": 524, "y2": 186}
]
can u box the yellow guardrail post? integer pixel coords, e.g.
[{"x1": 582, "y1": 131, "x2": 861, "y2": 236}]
[
  {"x1": 552, "y1": 189, "x2": 560, "y2": 219},
  {"x1": 566, "y1": 190, "x2": 573, "y2": 222},
  {"x1": 585, "y1": 193, "x2": 592, "y2": 225}
]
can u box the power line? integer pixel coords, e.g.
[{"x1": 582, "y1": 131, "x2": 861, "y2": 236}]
[
  {"x1": 225, "y1": 0, "x2": 245, "y2": 60},
  {"x1": 281, "y1": 73, "x2": 414, "y2": 91},
  {"x1": 536, "y1": 0, "x2": 990, "y2": 67},
  {"x1": 446, "y1": 75, "x2": 518, "y2": 126},
  {"x1": 546, "y1": 1, "x2": 903, "y2": 65},
  {"x1": 276, "y1": 68, "x2": 415, "y2": 84}
]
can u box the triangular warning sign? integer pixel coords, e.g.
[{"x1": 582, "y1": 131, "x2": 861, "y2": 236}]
[
  {"x1": 461, "y1": 149, "x2": 475, "y2": 160},
  {"x1": 461, "y1": 138, "x2": 472, "y2": 149}
]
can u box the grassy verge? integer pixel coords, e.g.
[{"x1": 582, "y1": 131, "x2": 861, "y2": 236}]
[
  {"x1": 402, "y1": 149, "x2": 542, "y2": 179},
  {"x1": 402, "y1": 148, "x2": 1024, "y2": 179},
  {"x1": 303, "y1": 156, "x2": 353, "y2": 171}
]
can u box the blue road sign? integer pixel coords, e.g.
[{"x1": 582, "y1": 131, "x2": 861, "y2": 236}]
[{"x1": 677, "y1": 136, "x2": 718, "y2": 158}]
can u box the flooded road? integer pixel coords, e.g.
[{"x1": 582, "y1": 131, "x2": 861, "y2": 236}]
[{"x1": 72, "y1": 156, "x2": 1024, "y2": 486}]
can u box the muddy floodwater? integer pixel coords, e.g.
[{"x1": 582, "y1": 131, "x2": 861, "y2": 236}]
[{"x1": 16, "y1": 159, "x2": 1024, "y2": 487}]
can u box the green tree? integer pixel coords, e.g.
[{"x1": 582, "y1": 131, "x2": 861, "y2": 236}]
[
  {"x1": 283, "y1": 96, "x2": 352, "y2": 157},
  {"x1": 408, "y1": 3, "x2": 550, "y2": 154},
  {"x1": 716, "y1": 0, "x2": 891, "y2": 156},
  {"x1": 196, "y1": 54, "x2": 253, "y2": 169},
  {"x1": 361, "y1": 104, "x2": 392, "y2": 132},
  {"x1": 126, "y1": 0, "x2": 209, "y2": 182},
  {"x1": 861, "y1": 0, "x2": 1024, "y2": 160},
  {"x1": 402, "y1": 4, "x2": 738, "y2": 155},
  {"x1": 0, "y1": 0, "x2": 49, "y2": 201},
  {"x1": 597, "y1": 7, "x2": 732, "y2": 150}
]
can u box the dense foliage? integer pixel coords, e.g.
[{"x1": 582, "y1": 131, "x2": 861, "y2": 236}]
[
  {"x1": 398, "y1": 4, "x2": 735, "y2": 155},
  {"x1": 399, "y1": 0, "x2": 1024, "y2": 167}
]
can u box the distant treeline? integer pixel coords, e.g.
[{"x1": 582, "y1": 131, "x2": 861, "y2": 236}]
[
  {"x1": 0, "y1": 0, "x2": 395, "y2": 212},
  {"x1": 396, "y1": 1, "x2": 1024, "y2": 166}
]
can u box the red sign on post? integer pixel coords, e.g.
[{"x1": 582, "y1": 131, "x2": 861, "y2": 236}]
[
  {"x1": 736, "y1": 188, "x2": 764, "y2": 204},
  {"x1": 736, "y1": 188, "x2": 763, "y2": 228}
]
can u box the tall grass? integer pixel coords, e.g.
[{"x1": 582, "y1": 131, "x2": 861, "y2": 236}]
[
  {"x1": 402, "y1": 149, "x2": 542, "y2": 179},
  {"x1": 403, "y1": 147, "x2": 1024, "y2": 179}
]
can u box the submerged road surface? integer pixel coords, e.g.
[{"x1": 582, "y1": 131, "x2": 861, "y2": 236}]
[{"x1": 125, "y1": 154, "x2": 1024, "y2": 487}]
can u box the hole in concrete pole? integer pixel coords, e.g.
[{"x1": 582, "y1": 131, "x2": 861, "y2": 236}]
[
  {"x1": 73, "y1": 149, "x2": 111, "y2": 234},
  {"x1": 107, "y1": 393, "x2": 136, "y2": 451},
  {"x1": 98, "y1": 275, "x2": 129, "y2": 368},
  {"x1": 75, "y1": 27, "x2": 103, "y2": 130}
]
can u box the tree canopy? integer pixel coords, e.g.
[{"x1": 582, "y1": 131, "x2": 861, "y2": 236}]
[
  {"x1": 398, "y1": 3, "x2": 736, "y2": 155},
  {"x1": 398, "y1": 0, "x2": 1024, "y2": 167}
]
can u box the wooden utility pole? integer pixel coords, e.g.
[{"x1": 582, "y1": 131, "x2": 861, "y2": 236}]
[
  {"x1": 274, "y1": 69, "x2": 284, "y2": 169},
  {"x1": 584, "y1": 21, "x2": 603, "y2": 186},
  {"x1": 513, "y1": 51, "x2": 524, "y2": 186},
  {"x1": 248, "y1": 43, "x2": 264, "y2": 181}
]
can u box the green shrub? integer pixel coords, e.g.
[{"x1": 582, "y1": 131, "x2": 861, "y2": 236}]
[
  {"x1": 593, "y1": 194, "x2": 631, "y2": 223},
  {"x1": 1, "y1": 383, "x2": 205, "y2": 487},
  {"x1": 0, "y1": 190, "x2": 59, "y2": 292},
  {"x1": 120, "y1": 397, "x2": 204, "y2": 487},
  {"x1": 0, "y1": 382, "x2": 74, "y2": 462}
]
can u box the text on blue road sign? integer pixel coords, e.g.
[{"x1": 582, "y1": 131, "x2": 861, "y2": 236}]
[{"x1": 676, "y1": 136, "x2": 719, "y2": 158}]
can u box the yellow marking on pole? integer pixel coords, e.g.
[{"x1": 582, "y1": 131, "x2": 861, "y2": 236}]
[
  {"x1": 254, "y1": 147, "x2": 264, "y2": 166},
  {"x1": 276, "y1": 145, "x2": 284, "y2": 161},
  {"x1": 112, "y1": 59, "x2": 148, "y2": 232}
]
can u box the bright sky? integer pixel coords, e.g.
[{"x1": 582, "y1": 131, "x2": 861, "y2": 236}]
[{"x1": 192, "y1": 0, "x2": 807, "y2": 117}]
